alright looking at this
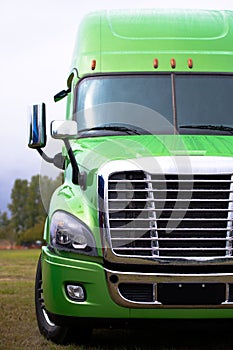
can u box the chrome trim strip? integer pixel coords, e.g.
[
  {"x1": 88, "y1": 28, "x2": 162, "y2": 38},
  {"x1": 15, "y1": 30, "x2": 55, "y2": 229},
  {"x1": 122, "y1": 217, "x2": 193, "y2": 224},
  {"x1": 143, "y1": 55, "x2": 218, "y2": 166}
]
[
  {"x1": 104, "y1": 247, "x2": 233, "y2": 265},
  {"x1": 99, "y1": 156, "x2": 233, "y2": 175}
]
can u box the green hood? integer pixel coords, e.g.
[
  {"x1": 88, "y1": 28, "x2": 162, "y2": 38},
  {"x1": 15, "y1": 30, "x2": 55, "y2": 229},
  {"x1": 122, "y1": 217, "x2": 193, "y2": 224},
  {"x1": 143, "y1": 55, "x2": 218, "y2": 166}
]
[{"x1": 71, "y1": 134, "x2": 233, "y2": 172}]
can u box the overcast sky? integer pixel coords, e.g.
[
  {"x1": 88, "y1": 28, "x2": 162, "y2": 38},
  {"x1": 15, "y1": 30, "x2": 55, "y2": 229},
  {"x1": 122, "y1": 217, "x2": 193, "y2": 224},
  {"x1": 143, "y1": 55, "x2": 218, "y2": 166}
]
[{"x1": 1, "y1": 0, "x2": 233, "y2": 213}]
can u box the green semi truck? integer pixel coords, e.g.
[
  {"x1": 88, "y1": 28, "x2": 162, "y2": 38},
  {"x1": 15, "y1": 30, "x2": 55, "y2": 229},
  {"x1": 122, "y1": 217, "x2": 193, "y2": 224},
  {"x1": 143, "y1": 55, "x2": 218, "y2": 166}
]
[{"x1": 29, "y1": 9, "x2": 233, "y2": 344}]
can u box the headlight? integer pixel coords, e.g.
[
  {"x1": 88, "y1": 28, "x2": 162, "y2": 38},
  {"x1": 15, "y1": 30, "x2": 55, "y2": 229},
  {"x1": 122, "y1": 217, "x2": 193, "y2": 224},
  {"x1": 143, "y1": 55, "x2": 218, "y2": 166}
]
[{"x1": 50, "y1": 211, "x2": 97, "y2": 256}]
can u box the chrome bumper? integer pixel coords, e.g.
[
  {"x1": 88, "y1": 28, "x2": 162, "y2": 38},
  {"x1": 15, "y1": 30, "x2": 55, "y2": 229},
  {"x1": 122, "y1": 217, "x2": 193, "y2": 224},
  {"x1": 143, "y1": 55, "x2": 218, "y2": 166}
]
[{"x1": 106, "y1": 268, "x2": 233, "y2": 308}]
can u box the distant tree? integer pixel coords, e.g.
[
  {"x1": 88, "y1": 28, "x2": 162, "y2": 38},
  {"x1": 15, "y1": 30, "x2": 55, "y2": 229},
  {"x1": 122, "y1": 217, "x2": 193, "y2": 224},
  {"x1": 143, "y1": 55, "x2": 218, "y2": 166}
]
[
  {"x1": 18, "y1": 220, "x2": 45, "y2": 246},
  {"x1": 25, "y1": 175, "x2": 46, "y2": 229},
  {"x1": 7, "y1": 173, "x2": 63, "y2": 244},
  {"x1": 0, "y1": 211, "x2": 17, "y2": 248},
  {"x1": 39, "y1": 173, "x2": 63, "y2": 213},
  {"x1": 6, "y1": 221, "x2": 18, "y2": 249},
  {"x1": 8, "y1": 179, "x2": 29, "y2": 233},
  {"x1": 0, "y1": 211, "x2": 10, "y2": 240},
  {"x1": 0, "y1": 211, "x2": 9, "y2": 228}
]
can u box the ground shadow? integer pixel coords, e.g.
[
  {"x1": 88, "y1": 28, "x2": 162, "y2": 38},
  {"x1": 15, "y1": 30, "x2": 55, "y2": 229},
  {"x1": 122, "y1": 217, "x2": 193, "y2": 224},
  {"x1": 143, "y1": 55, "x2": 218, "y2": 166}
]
[{"x1": 84, "y1": 320, "x2": 233, "y2": 350}]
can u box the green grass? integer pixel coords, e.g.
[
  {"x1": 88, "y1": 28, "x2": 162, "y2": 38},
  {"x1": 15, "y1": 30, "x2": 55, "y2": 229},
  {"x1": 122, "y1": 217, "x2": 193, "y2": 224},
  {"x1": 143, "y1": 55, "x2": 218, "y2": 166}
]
[{"x1": 1, "y1": 250, "x2": 233, "y2": 350}]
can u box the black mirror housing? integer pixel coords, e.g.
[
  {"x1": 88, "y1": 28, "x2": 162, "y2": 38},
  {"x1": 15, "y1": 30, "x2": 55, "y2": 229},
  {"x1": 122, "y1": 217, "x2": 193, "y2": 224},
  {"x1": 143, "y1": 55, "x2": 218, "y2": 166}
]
[{"x1": 54, "y1": 88, "x2": 71, "y2": 103}]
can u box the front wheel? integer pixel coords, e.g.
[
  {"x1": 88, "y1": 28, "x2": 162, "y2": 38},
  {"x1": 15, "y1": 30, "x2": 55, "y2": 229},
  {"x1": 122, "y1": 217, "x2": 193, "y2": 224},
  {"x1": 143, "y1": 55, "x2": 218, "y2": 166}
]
[{"x1": 35, "y1": 254, "x2": 71, "y2": 344}]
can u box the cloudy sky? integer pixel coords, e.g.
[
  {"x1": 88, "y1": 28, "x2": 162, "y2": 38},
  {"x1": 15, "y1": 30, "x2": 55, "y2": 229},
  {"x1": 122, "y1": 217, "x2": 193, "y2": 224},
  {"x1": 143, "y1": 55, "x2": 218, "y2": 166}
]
[{"x1": 1, "y1": 0, "x2": 233, "y2": 213}]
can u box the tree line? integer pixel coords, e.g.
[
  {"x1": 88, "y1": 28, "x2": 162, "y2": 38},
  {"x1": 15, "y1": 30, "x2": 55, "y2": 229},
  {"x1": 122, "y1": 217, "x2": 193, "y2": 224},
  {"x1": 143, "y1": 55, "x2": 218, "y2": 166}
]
[{"x1": 0, "y1": 174, "x2": 62, "y2": 247}]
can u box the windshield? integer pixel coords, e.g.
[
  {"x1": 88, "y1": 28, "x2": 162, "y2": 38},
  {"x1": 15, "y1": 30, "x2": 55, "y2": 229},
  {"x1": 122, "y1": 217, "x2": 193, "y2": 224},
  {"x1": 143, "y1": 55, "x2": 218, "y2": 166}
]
[
  {"x1": 74, "y1": 74, "x2": 233, "y2": 136},
  {"x1": 176, "y1": 75, "x2": 233, "y2": 127}
]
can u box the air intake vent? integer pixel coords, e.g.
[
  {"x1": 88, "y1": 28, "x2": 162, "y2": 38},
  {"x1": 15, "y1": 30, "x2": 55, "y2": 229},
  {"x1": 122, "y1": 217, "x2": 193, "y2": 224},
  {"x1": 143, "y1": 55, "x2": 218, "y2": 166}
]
[{"x1": 118, "y1": 283, "x2": 154, "y2": 302}]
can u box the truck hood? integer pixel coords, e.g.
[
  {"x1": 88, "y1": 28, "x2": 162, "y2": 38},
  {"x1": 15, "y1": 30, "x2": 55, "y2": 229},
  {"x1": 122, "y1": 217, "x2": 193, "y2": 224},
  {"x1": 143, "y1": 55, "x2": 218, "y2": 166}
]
[{"x1": 71, "y1": 134, "x2": 233, "y2": 172}]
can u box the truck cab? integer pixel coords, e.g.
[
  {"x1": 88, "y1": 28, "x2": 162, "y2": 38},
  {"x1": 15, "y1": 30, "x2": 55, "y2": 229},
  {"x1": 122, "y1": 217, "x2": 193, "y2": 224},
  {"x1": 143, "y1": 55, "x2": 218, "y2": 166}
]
[{"x1": 29, "y1": 9, "x2": 233, "y2": 344}]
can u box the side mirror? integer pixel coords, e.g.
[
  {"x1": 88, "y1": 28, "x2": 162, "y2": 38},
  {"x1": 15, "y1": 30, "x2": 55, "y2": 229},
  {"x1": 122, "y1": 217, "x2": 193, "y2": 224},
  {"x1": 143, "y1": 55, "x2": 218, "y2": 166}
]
[
  {"x1": 28, "y1": 103, "x2": 46, "y2": 148},
  {"x1": 51, "y1": 120, "x2": 77, "y2": 139}
]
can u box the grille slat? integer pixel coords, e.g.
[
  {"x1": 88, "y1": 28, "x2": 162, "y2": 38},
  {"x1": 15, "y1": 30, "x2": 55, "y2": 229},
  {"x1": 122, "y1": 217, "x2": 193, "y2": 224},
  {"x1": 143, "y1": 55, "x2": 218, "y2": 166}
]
[
  {"x1": 110, "y1": 218, "x2": 233, "y2": 222},
  {"x1": 114, "y1": 247, "x2": 230, "y2": 251},
  {"x1": 110, "y1": 227, "x2": 232, "y2": 231},
  {"x1": 107, "y1": 171, "x2": 233, "y2": 258},
  {"x1": 108, "y1": 208, "x2": 233, "y2": 212},
  {"x1": 111, "y1": 237, "x2": 233, "y2": 241},
  {"x1": 109, "y1": 199, "x2": 233, "y2": 202},
  {"x1": 108, "y1": 180, "x2": 233, "y2": 183}
]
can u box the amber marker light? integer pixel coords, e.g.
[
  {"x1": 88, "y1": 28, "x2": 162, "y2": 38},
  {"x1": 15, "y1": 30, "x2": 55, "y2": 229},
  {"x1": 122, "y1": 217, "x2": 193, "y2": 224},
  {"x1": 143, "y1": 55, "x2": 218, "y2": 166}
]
[
  {"x1": 153, "y1": 58, "x2": 159, "y2": 69},
  {"x1": 188, "y1": 58, "x2": 193, "y2": 69},
  {"x1": 91, "y1": 59, "x2": 96, "y2": 70},
  {"x1": 170, "y1": 58, "x2": 176, "y2": 69}
]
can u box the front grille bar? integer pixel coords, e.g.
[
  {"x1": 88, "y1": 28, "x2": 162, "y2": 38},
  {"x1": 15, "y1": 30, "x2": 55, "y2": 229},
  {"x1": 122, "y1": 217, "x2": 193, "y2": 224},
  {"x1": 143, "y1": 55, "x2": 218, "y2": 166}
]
[
  {"x1": 110, "y1": 228, "x2": 233, "y2": 231},
  {"x1": 110, "y1": 218, "x2": 233, "y2": 221},
  {"x1": 114, "y1": 247, "x2": 232, "y2": 251},
  {"x1": 109, "y1": 199, "x2": 233, "y2": 202},
  {"x1": 111, "y1": 238, "x2": 233, "y2": 241},
  {"x1": 109, "y1": 208, "x2": 233, "y2": 212},
  {"x1": 108, "y1": 179, "x2": 233, "y2": 183}
]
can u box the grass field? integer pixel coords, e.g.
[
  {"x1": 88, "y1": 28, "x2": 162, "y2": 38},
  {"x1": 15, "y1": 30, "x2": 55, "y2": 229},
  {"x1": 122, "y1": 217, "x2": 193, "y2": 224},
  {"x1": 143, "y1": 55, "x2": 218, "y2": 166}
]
[{"x1": 1, "y1": 249, "x2": 233, "y2": 350}]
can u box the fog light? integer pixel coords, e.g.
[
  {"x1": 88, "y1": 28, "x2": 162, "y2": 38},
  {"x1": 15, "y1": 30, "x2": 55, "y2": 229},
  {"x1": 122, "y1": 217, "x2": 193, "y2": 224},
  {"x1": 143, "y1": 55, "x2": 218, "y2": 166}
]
[{"x1": 66, "y1": 284, "x2": 85, "y2": 301}]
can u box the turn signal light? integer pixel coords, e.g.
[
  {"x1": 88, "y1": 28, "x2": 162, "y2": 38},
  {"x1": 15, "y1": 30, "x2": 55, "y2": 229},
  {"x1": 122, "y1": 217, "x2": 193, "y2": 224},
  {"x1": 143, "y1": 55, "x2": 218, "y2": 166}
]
[
  {"x1": 188, "y1": 58, "x2": 193, "y2": 69},
  {"x1": 91, "y1": 59, "x2": 96, "y2": 70},
  {"x1": 153, "y1": 58, "x2": 159, "y2": 69},
  {"x1": 170, "y1": 58, "x2": 176, "y2": 69}
]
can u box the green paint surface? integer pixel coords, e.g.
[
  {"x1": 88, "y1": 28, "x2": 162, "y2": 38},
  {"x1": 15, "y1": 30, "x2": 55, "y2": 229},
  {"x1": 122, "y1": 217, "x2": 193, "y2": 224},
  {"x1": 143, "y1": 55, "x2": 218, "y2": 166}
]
[{"x1": 44, "y1": 9, "x2": 233, "y2": 321}]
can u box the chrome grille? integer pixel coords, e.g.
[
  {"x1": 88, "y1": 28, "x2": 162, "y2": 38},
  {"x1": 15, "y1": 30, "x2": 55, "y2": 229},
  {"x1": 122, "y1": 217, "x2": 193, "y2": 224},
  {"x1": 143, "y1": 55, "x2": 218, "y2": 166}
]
[{"x1": 107, "y1": 171, "x2": 233, "y2": 258}]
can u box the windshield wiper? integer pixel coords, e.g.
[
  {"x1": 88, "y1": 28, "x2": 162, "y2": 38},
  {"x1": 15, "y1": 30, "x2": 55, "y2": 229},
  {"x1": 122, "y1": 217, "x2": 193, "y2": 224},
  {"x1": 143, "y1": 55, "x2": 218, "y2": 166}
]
[
  {"x1": 80, "y1": 124, "x2": 142, "y2": 135},
  {"x1": 179, "y1": 124, "x2": 233, "y2": 134}
]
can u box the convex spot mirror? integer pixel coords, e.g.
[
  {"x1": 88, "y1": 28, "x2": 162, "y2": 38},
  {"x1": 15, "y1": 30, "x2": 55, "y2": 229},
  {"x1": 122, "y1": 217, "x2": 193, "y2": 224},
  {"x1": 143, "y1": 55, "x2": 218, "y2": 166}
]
[
  {"x1": 51, "y1": 121, "x2": 78, "y2": 139},
  {"x1": 28, "y1": 103, "x2": 46, "y2": 149}
]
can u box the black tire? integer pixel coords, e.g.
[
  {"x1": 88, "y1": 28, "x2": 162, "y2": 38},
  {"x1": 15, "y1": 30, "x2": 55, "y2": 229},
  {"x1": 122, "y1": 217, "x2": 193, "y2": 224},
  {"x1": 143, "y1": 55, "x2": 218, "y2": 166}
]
[{"x1": 35, "y1": 254, "x2": 71, "y2": 344}]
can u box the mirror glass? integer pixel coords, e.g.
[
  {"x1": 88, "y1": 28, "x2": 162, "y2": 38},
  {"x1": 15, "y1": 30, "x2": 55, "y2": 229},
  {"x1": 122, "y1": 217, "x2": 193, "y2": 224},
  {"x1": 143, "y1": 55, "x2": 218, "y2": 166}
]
[
  {"x1": 51, "y1": 120, "x2": 78, "y2": 139},
  {"x1": 28, "y1": 103, "x2": 46, "y2": 148}
]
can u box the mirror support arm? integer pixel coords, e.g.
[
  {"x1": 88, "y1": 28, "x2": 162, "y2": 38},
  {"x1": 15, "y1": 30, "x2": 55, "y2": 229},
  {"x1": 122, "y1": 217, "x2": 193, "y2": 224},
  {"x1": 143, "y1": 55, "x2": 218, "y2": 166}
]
[
  {"x1": 37, "y1": 149, "x2": 65, "y2": 170},
  {"x1": 63, "y1": 139, "x2": 79, "y2": 185},
  {"x1": 63, "y1": 139, "x2": 86, "y2": 189},
  {"x1": 37, "y1": 148, "x2": 54, "y2": 163}
]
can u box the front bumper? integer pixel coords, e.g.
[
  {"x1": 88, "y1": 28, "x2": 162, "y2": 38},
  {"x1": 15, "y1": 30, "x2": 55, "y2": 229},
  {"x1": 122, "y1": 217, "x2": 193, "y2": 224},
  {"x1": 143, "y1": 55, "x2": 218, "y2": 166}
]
[
  {"x1": 106, "y1": 269, "x2": 233, "y2": 309},
  {"x1": 41, "y1": 247, "x2": 233, "y2": 322},
  {"x1": 41, "y1": 247, "x2": 128, "y2": 319}
]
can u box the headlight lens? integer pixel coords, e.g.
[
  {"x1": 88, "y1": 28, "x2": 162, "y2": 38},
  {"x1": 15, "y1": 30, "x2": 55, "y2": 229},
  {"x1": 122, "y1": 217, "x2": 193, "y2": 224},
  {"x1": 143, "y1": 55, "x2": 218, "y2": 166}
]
[{"x1": 50, "y1": 211, "x2": 97, "y2": 256}]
